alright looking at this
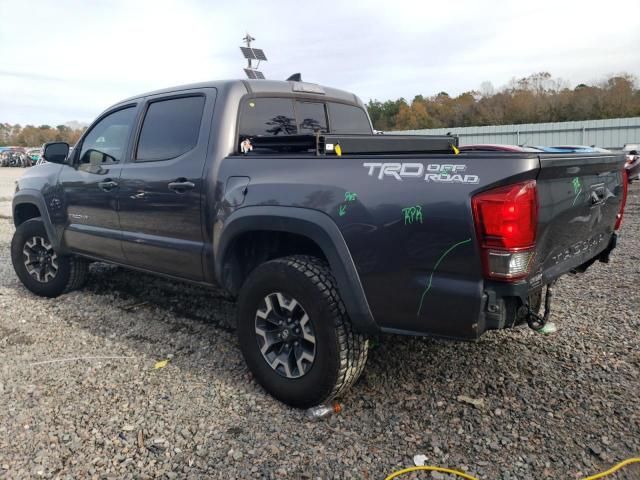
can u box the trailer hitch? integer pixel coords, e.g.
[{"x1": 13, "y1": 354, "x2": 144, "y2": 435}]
[{"x1": 519, "y1": 282, "x2": 556, "y2": 332}]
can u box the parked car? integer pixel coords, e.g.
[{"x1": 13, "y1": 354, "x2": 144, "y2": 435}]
[
  {"x1": 26, "y1": 148, "x2": 43, "y2": 164},
  {"x1": 10, "y1": 79, "x2": 629, "y2": 407},
  {"x1": 459, "y1": 144, "x2": 543, "y2": 152},
  {"x1": 625, "y1": 150, "x2": 640, "y2": 182},
  {"x1": 1, "y1": 148, "x2": 31, "y2": 167},
  {"x1": 535, "y1": 145, "x2": 611, "y2": 153}
]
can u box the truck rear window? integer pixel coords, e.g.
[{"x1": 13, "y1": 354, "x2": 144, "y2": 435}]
[
  {"x1": 239, "y1": 98, "x2": 298, "y2": 137},
  {"x1": 328, "y1": 102, "x2": 372, "y2": 134},
  {"x1": 295, "y1": 101, "x2": 328, "y2": 134}
]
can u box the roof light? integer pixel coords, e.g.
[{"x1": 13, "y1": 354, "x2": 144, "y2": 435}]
[{"x1": 291, "y1": 82, "x2": 325, "y2": 94}]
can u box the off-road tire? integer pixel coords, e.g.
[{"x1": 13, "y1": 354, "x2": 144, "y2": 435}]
[
  {"x1": 237, "y1": 255, "x2": 368, "y2": 408},
  {"x1": 11, "y1": 218, "x2": 88, "y2": 298}
]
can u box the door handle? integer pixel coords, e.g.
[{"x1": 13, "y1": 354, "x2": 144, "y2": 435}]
[
  {"x1": 98, "y1": 179, "x2": 118, "y2": 192},
  {"x1": 168, "y1": 179, "x2": 195, "y2": 193}
]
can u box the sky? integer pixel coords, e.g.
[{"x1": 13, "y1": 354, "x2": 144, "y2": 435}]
[{"x1": 1, "y1": 0, "x2": 639, "y2": 126}]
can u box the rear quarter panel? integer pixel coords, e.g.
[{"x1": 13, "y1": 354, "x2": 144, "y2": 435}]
[{"x1": 216, "y1": 152, "x2": 540, "y2": 338}]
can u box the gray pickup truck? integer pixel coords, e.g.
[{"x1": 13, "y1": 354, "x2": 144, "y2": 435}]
[{"x1": 11, "y1": 79, "x2": 628, "y2": 407}]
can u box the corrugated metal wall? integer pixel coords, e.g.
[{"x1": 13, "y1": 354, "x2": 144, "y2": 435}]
[{"x1": 396, "y1": 117, "x2": 640, "y2": 149}]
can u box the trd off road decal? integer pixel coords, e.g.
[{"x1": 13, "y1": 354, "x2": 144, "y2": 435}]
[{"x1": 363, "y1": 162, "x2": 479, "y2": 184}]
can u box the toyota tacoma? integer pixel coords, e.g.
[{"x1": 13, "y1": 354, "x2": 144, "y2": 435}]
[{"x1": 11, "y1": 79, "x2": 628, "y2": 407}]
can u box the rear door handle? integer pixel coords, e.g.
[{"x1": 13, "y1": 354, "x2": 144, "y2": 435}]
[
  {"x1": 168, "y1": 179, "x2": 195, "y2": 193},
  {"x1": 98, "y1": 179, "x2": 118, "y2": 192}
]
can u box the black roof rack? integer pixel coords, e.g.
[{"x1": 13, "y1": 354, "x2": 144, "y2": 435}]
[{"x1": 248, "y1": 133, "x2": 459, "y2": 155}]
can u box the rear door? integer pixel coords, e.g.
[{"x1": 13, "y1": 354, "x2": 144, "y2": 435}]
[
  {"x1": 117, "y1": 88, "x2": 216, "y2": 280},
  {"x1": 535, "y1": 153, "x2": 625, "y2": 283},
  {"x1": 59, "y1": 105, "x2": 138, "y2": 261}
]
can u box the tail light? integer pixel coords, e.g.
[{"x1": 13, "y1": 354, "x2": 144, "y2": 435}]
[
  {"x1": 615, "y1": 170, "x2": 628, "y2": 230},
  {"x1": 472, "y1": 180, "x2": 538, "y2": 281}
]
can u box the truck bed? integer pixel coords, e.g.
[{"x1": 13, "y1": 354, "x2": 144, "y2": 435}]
[{"x1": 217, "y1": 150, "x2": 626, "y2": 339}]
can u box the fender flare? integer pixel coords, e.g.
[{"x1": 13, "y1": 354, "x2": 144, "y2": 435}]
[
  {"x1": 12, "y1": 190, "x2": 66, "y2": 253},
  {"x1": 215, "y1": 206, "x2": 378, "y2": 334}
]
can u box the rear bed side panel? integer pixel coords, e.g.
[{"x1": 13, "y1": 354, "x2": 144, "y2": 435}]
[
  {"x1": 533, "y1": 154, "x2": 626, "y2": 285},
  {"x1": 215, "y1": 153, "x2": 540, "y2": 339}
]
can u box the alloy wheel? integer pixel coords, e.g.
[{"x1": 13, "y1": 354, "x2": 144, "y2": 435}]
[
  {"x1": 254, "y1": 292, "x2": 316, "y2": 379},
  {"x1": 22, "y1": 236, "x2": 58, "y2": 283}
]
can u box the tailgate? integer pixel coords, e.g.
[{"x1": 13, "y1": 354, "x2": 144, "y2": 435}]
[{"x1": 534, "y1": 153, "x2": 626, "y2": 283}]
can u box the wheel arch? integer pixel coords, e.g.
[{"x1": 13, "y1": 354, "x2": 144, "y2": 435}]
[
  {"x1": 12, "y1": 190, "x2": 63, "y2": 252},
  {"x1": 215, "y1": 206, "x2": 378, "y2": 334}
]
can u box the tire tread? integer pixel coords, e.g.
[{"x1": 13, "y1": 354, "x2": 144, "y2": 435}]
[{"x1": 273, "y1": 255, "x2": 368, "y2": 402}]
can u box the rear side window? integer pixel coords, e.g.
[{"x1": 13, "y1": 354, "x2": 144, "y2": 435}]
[
  {"x1": 239, "y1": 98, "x2": 297, "y2": 137},
  {"x1": 328, "y1": 102, "x2": 372, "y2": 134},
  {"x1": 296, "y1": 101, "x2": 328, "y2": 134},
  {"x1": 136, "y1": 96, "x2": 205, "y2": 162}
]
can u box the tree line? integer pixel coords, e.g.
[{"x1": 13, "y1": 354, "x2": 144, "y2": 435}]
[
  {"x1": 0, "y1": 123, "x2": 86, "y2": 147},
  {"x1": 3, "y1": 72, "x2": 639, "y2": 142},
  {"x1": 367, "y1": 72, "x2": 640, "y2": 131}
]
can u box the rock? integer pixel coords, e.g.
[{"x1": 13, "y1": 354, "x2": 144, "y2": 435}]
[{"x1": 457, "y1": 395, "x2": 485, "y2": 409}]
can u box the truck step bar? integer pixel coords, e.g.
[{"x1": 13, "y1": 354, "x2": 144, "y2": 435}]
[{"x1": 248, "y1": 133, "x2": 459, "y2": 156}]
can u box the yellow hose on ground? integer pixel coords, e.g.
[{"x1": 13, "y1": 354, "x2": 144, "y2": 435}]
[
  {"x1": 582, "y1": 457, "x2": 640, "y2": 480},
  {"x1": 384, "y1": 465, "x2": 478, "y2": 480},
  {"x1": 383, "y1": 457, "x2": 640, "y2": 480}
]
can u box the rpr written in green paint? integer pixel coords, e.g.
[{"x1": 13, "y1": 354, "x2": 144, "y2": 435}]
[{"x1": 402, "y1": 205, "x2": 423, "y2": 224}]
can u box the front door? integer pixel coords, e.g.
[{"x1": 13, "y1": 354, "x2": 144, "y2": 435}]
[
  {"x1": 59, "y1": 105, "x2": 138, "y2": 261},
  {"x1": 117, "y1": 90, "x2": 216, "y2": 281}
]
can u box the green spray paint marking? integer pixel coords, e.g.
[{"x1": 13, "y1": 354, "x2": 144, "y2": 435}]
[
  {"x1": 402, "y1": 205, "x2": 423, "y2": 224},
  {"x1": 572, "y1": 177, "x2": 581, "y2": 193},
  {"x1": 417, "y1": 238, "x2": 472, "y2": 317},
  {"x1": 571, "y1": 177, "x2": 582, "y2": 206},
  {"x1": 338, "y1": 192, "x2": 357, "y2": 217},
  {"x1": 344, "y1": 192, "x2": 358, "y2": 202}
]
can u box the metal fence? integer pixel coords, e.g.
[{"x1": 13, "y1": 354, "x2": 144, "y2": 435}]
[{"x1": 396, "y1": 117, "x2": 640, "y2": 149}]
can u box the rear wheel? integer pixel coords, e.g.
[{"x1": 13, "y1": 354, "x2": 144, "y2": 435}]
[
  {"x1": 11, "y1": 219, "x2": 88, "y2": 298},
  {"x1": 237, "y1": 255, "x2": 368, "y2": 408}
]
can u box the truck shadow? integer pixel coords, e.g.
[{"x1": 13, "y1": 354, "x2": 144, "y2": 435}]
[{"x1": 76, "y1": 262, "x2": 539, "y2": 405}]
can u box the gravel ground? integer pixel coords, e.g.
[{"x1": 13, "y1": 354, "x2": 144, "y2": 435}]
[
  {"x1": 0, "y1": 168, "x2": 638, "y2": 480},
  {"x1": 0, "y1": 167, "x2": 21, "y2": 219}
]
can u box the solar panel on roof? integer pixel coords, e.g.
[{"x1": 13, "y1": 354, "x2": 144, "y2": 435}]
[
  {"x1": 240, "y1": 47, "x2": 257, "y2": 60},
  {"x1": 243, "y1": 68, "x2": 257, "y2": 79},
  {"x1": 252, "y1": 48, "x2": 267, "y2": 61},
  {"x1": 254, "y1": 70, "x2": 265, "y2": 80}
]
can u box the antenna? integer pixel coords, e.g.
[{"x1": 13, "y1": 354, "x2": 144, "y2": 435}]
[{"x1": 240, "y1": 33, "x2": 267, "y2": 79}]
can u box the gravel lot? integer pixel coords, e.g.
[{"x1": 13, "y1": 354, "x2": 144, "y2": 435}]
[{"x1": 0, "y1": 167, "x2": 638, "y2": 479}]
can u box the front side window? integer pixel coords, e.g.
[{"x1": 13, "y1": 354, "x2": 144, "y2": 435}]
[
  {"x1": 136, "y1": 96, "x2": 205, "y2": 162},
  {"x1": 296, "y1": 101, "x2": 328, "y2": 134},
  {"x1": 239, "y1": 98, "x2": 297, "y2": 137},
  {"x1": 328, "y1": 102, "x2": 372, "y2": 134},
  {"x1": 79, "y1": 107, "x2": 136, "y2": 165}
]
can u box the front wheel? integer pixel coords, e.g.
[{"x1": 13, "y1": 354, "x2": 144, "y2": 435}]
[
  {"x1": 11, "y1": 219, "x2": 88, "y2": 298},
  {"x1": 237, "y1": 255, "x2": 368, "y2": 408}
]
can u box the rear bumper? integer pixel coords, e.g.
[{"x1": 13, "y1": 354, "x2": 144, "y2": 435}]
[
  {"x1": 377, "y1": 233, "x2": 618, "y2": 340},
  {"x1": 479, "y1": 232, "x2": 618, "y2": 334}
]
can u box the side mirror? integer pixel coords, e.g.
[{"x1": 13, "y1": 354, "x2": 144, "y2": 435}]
[{"x1": 43, "y1": 142, "x2": 70, "y2": 164}]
